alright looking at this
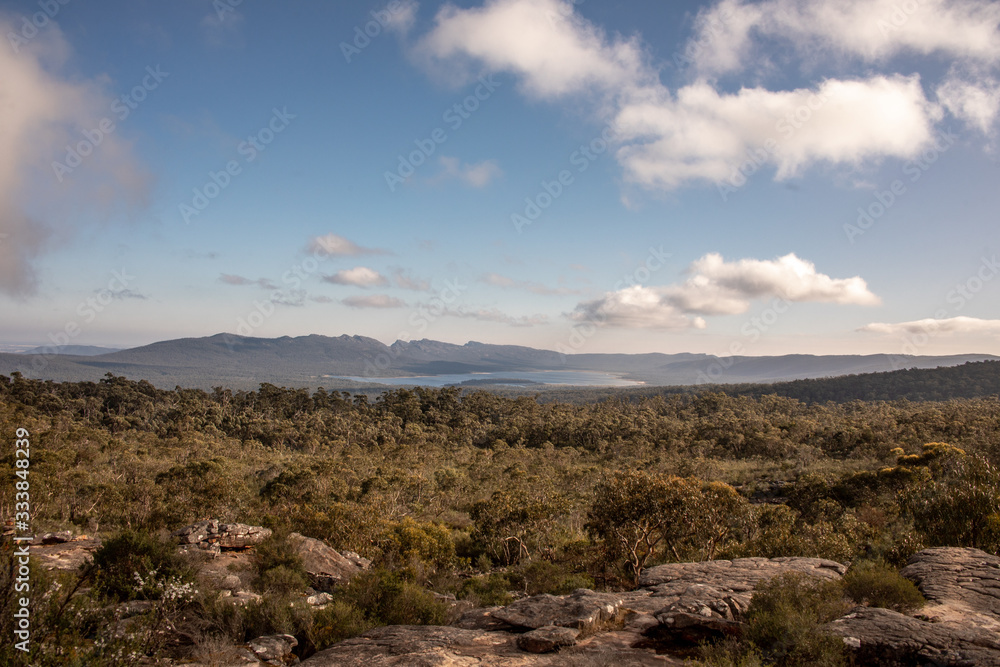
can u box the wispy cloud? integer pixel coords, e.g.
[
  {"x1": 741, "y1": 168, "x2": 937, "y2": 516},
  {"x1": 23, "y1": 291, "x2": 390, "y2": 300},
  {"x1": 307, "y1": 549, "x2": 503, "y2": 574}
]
[
  {"x1": 393, "y1": 269, "x2": 431, "y2": 291},
  {"x1": 860, "y1": 316, "x2": 1000, "y2": 336},
  {"x1": 571, "y1": 252, "x2": 879, "y2": 329},
  {"x1": 307, "y1": 234, "x2": 389, "y2": 257},
  {"x1": 104, "y1": 288, "x2": 148, "y2": 301},
  {"x1": 447, "y1": 306, "x2": 549, "y2": 327},
  {"x1": 343, "y1": 294, "x2": 406, "y2": 308},
  {"x1": 200, "y1": 6, "x2": 246, "y2": 49},
  {"x1": 432, "y1": 156, "x2": 503, "y2": 187},
  {"x1": 219, "y1": 273, "x2": 278, "y2": 290},
  {"x1": 322, "y1": 267, "x2": 389, "y2": 288},
  {"x1": 481, "y1": 272, "x2": 582, "y2": 295},
  {"x1": 271, "y1": 289, "x2": 306, "y2": 307}
]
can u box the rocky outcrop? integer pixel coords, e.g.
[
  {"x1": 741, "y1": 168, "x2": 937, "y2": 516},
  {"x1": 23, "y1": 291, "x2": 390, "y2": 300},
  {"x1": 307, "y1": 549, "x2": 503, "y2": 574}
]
[
  {"x1": 300, "y1": 624, "x2": 680, "y2": 666},
  {"x1": 829, "y1": 547, "x2": 1000, "y2": 666},
  {"x1": 248, "y1": 634, "x2": 298, "y2": 665},
  {"x1": 284, "y1": 549, "x2": 1000, "y2": 666},
  {"x1": 901, "y1": 546, "x2": 1000, "y2": 633},
  {"x1": 516, "y1": 626, "x2": 580, "y2": 653},
  {"x1": 639, "y1": 555, "x2": 846, "y2": 588},
  {"x1": 173, "y1": 520, "x2": 272, "y2": 552},
  {"x1": 828, "y1": 606, "x2": 1000, "y2": 666},
  {"x1": 300, "y1": 625, "x2": 518, "y2": 666},
  {"x1": 29, "y1": 536, "x2": 100, "y2": 571},
  {"x1": 633, "y1": 556, "x2": 846, "y2": 643},
  {"x1": 492, "y1": 589, "x2": 623, "y2": 632},
  {"x1": 35, "y1": 530, "x2": 74, "y2": 544},
  {"x1": 287, "y1": 532, "x2": 368, "y2": 591},
  {"x1": 300, "y1": 556, "x2": 848, "y2": 665}
]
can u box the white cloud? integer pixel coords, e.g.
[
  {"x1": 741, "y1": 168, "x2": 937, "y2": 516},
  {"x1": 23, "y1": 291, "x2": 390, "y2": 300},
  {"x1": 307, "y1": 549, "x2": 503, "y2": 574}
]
[
  {"x1": 614, "y1": 75, "x2": 940, "y2": 189},
  {"x1": 434, "y1": 156, "x2": 503, "y2": 187},
  {"x1": 937, "y1": 75, "x2": 1000, "y2": 134},
  {"x1": 342, "y1": 294, "x2": 406, "y2": 308},
  {"x1": 573, "y1": 286, "x2": 707, "y2": 330},
  {"x1": 322, "y1": 267, "x2": 389, "y2": 287},
  {"x1": 416, "y1": 0, "x2": 651, "y2": 98},
  {"x1": 407, "y1": 0, "x2": 953, "y2": 191},
  {"x1": 684, "y1": 253, "x2": 881, "y2": 307},
  {"x1": 687, "y1": 0, "x2": 1000, "y2": 75},
  {"x1": 571, "y1": 253, "x2": 879, "y2": 329},
  {"x1": 0, "y1": 18, "x2": 151, "y2": 296},
  {"x1": 859, "y1": 316, "x2": 1000, "y2": 336},
  {"x1": 307, "y1": 234, "x2": 388, "y2": 256}
]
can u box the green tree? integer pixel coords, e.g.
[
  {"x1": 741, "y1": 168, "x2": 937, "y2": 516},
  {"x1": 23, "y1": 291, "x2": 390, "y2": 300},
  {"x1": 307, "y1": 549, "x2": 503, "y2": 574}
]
[{"x1": 586, "y1": 470, "x2": 702, "y2": 584}]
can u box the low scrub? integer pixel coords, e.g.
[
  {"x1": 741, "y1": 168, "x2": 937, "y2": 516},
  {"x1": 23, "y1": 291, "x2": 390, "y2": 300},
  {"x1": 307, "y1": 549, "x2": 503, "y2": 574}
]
[{"x1": 842, "y1": 560, "x2": 924, "y2": 613}]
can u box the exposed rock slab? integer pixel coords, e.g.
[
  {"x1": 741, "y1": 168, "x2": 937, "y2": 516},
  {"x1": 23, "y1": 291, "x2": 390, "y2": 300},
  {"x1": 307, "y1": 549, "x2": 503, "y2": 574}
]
[
  {"x1": 287, "y1": 532, "x2": 364, "y2": 591},
  {"x1": 828, "y1": 606, "x2": 1000, "y2": 667},
  {"x1": 516, "y1": 626, "x2": 579, "y2": 654},
  {"x1": 29, "y1": 537, "x2": 100, "y2": 571},
  {"x1": 491, "y1": 589, "x2": 623, "y2": 632},
  {"x1": 639, "y1": 556, "x2": 846, "y2": 589},
  {"x1": 33, "y1": 530, "x2": 74, "y2": 544},
  {"x1": 901, "y1": 546, "x2": 1000, "y2": 633},
  {"x1": 454, "y1": 607, "x2": 521, "y2": 632},
  {"x1": 301, "y1": 624, "x2": 678, "y2": 666},
  {"x1": 299, "y1": 625, "x2": 520, "y2": 666},
  {"x1": 637, "y1": 557, "x2": 844, "y2": 643}
]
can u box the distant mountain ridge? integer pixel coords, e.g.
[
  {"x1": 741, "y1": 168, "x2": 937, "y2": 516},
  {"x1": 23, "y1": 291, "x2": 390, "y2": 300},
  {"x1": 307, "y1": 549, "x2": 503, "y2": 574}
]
[
  {"x1": 0, "y1": 333, "x2": 995, "y2": 390},
  {"x1": 22, "y1": 344, "x2": 121, "y2": 356}
]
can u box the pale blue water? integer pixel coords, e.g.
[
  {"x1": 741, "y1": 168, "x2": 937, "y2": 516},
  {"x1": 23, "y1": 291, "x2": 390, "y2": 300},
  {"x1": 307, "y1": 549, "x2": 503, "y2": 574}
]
[{"x1": 333, "y1": 370, "x2": 641, "y2": 387}]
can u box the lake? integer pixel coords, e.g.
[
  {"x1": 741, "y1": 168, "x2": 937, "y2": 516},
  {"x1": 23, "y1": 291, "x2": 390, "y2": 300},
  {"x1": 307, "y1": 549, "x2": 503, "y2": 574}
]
[{"x1": 333, "y1": 370, "x2": 642, "y2": 387}]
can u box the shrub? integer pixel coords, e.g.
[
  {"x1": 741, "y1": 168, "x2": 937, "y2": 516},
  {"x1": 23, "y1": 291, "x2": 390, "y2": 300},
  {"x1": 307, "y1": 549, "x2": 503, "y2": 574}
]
[
  {"x1": 237, "y1": 595, "x2": 314, "y2": 642},
  {"x1": 457, "y1": 572, "x2": 515, "y2": 607},
  {"x1": 744, "y1": 573, "x2": 850, "y2": 667},
  {"x1": 381, "y1": 517, "x2": 456, "y2": 572},
  {"x1": 695, "y1": 639, "x2": 765, "y2": 667},
  {"x1": 258, "y1": 565, "x2": 309, "y2": 596},
  {"x1": 198, "y1": 591, "x2": 313, "y2": 645},
  {"x1": 842, "y1": 560, "x2": 924, "y2": 613},
  {"x1": 339, "y1": 569, "x2": 449, "y2": 626},
  {"x1": 253, "y1": 532, "x2": 309, "y2": 595},
  {"x1": 91, "y1": 528, "x2": 194, "y2": 602},
  {"x1": 308, "y1": 600, "x2": 376, "y2": 651},
  {"x1": 513, "y1": 559, "x2": 595, "y2": 596}
]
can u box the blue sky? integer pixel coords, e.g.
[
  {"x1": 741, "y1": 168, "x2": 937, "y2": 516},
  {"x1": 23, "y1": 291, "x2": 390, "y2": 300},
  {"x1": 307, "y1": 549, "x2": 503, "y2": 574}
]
[{"x1": 1, "y1": 0, "x2": 999, "y2": 356}]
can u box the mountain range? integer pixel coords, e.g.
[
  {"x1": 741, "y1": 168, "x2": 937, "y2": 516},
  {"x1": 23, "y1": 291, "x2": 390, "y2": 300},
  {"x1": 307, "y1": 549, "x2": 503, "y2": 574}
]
[{"x1": 0, "y1": 333, "x2": 995, "y2": 391}]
